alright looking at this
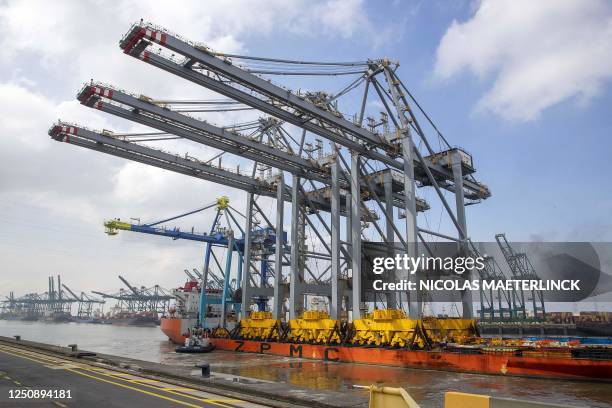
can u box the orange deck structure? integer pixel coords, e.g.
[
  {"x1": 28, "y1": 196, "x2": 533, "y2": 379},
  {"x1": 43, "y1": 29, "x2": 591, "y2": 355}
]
[{"x1": 209, "y1": 338, "x2": 612, "y2": 381}]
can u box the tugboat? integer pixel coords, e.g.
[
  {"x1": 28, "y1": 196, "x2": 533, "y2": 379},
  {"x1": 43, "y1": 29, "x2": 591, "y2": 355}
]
[{"x1": 175, "y1": 331, "x2": 215, "y2": 353}]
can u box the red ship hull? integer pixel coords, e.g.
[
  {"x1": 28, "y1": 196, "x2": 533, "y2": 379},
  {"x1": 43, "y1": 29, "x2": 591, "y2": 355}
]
[
  {"x1": 210, "y1": 338, "x2": 612, "y2": 381},
  {"x1": 160, "y1": 317, "x2": 197, "y2": 344}
]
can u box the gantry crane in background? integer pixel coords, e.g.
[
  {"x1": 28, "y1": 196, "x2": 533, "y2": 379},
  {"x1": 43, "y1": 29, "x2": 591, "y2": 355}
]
[
  {"x1": 93, "y1": 276, "x2": 174, "y2": 314},
  {"x1": 1, "y1": 292, "x2": 45, "y2": 320},
  {"x1": 50, "y1": 20, "x2": 503, "y2": 326},
  {"x1": 0, "y1": 276, "x2": 101, "y2": 321},
  {"x1": 495, "y1": 234, "x2": 546, "y2": 320},
  {"x1": 46, "y1": 275, "x2": 74, "y2": 316},
  {"x1": 62, "y1": 284, "x2": 105, "y2": 320},
  {"x1": 468, "y1": 240, "x2": 516, "y2": 321},
  {"x1": 0, "y1": 292, "x2": 16, "y2": 317}
]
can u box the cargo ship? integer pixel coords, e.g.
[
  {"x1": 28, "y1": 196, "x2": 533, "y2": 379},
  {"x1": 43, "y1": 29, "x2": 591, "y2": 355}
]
[
  {"x1": 209, "y1": 337, "x2": 612, "y2": 381},
  {"x1": 160, "y1": 279, "x2": 199, "y2": 343},
  {"x1": 160, "y1": 317, "x2": 197, "y2": 344},
  {"x1": 160, "y1": 278, "x2": 230, "y2": 343},
  {"x1": 160, "y1": 284, "x2": 612, "y2": 381},
  {"x1": 108, "y1": 311, "x2": 159, "y2": 327},
  {"x1": 204, "y1": 310, "x2": 612, "y2": 382},
  {"x1": 576, "y1": 321, "x2": 612, "y2": 337},
  {"x1": 115, "y1": 271, "x2": 612, "y2": 382}
]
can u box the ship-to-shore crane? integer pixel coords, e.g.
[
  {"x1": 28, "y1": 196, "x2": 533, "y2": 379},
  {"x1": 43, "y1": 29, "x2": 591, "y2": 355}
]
[
  {"x1": 103, "y1": 197, "x2": 282, "y2": 326},
  {"x1": 495, "y1": 234, "x2": 546, "y2": 320},
  {"x1": 62, "y1": 284, "x2": 105, "y2": 319},
  {"x1": 93, "y1": 276, "x2": 173, "y2": 314},
  {"x1": 49, "y1": 20, "x2": 500, "y2": 326}
]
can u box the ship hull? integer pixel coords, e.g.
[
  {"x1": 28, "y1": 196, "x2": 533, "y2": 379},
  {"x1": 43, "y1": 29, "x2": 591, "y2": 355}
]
[
  {"x1": 576, "y1": 324, "x2": 612, "y2": 337},
  {"x1": 160, "y1": 317, "x2": 197, "y2": 344},
  {"x1": 210, "y1": 338, "x2": 612, "y2": 381},
  {"x1": 109, "y1": 317, "x2": 159, "y2": 327}
]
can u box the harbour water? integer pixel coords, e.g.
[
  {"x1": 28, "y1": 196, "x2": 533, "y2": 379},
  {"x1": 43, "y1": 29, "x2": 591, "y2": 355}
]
[{"x1": 1, "y1": 320, "x2": 611, "y2": 407}]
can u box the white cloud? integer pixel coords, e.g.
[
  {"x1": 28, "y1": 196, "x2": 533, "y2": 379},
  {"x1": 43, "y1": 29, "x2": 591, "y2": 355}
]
[
  {"x1": 0, "y1": 0, "x2": 373, "y2": 60},
  {"x1": 434, "y1": 0, "x2": 612, "y2": 121},
  {"x1": 0, "y1": 0, "x2": 384, "y2": 296},
  {"x1": 0, "y1": 81, "x2": 244, "y2": 219},
  {"x1": 0, "y1": 83, "x2": 55, "y2": 150},
  {"x1": 0, "y1": 0, "x2": 382, "y2": 106},
  {"x1": 0, "y1": 81, "x2": 240, "y2": 294}
]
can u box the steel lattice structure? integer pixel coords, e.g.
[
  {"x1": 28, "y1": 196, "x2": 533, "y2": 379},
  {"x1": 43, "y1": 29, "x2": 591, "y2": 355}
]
[
  {"x1": 47, "y1": 21, "x2": 525, "y2": 324},
  {"x1": 92, "y1": 276, "x2": 173, "y2": 314},
  {"x1": 0, "y1": 276, "x2": 104, "y2": 319}
]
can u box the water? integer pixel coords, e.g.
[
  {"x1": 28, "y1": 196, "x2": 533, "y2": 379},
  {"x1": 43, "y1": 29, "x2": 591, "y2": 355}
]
[{"x1": 1, "y1": 320, "x2": 611, "y2": 408}]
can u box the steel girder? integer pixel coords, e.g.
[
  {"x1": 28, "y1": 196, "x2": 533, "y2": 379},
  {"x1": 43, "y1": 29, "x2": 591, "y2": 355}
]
[
  {"x1": 49, "y1": 122, "x2": 377, "y2": 218},
  {"x1": 78, "y1": 84, "x2": 330, "y2": 184},
  {"x1": 119, "y1": 22, "x2": 490, "y2": 200},
  {"x1": 49, "y1": 123, "x2": 269, "y2": 193},
  {"x1": 77, "y1": 84, "x2": 430, "y2": 214}
]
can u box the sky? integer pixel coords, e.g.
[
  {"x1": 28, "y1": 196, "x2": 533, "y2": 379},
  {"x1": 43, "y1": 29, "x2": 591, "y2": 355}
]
[{"x1": 1, "y1": 0, "x2": 611, "y2": 299}]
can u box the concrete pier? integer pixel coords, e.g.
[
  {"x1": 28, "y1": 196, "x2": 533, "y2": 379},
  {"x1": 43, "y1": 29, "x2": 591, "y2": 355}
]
[{"x1": 0, "y1": 336, "x2": 368, "y2": 407}]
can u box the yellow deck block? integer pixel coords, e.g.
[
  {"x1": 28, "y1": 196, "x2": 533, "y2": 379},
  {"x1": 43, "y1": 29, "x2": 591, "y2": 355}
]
[
  {"x1": 238, "y1": 311, "x2": 279, "y2": 340},
  {"x1": 302, "y1": 310, "x2": 330, "y2": 320},
  {"x1": 250, "y1": 311, "x2": 273, "y2": 320},
  {"x1": 418, "y1": 318, "x2": 477, "y2": 344},
  {"x1": 352, "y1": 310, "x2": 421, "y2": 347},
  {"x1": 371, "y1": 309, "x2": 406, "y2": 320},
  {"x1": 288, "y1": 311, "x2": 341, "y2": 344}
]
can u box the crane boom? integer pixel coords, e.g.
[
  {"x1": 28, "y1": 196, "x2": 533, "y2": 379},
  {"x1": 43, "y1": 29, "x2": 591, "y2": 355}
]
[
  {"x1": 61, "y1": 284, "x2": 81, "y2": 301},
  {"x1": 103, "y1": 219, "x2": 231, "y2": 244},
  {"x1": 49, "y1": 123, "x2": 267, "y2": 193},
  {"x1": 118, "y1": 275, "x2": 140, "y2": 296},
  {"x1": 78, "y1": 84, "x2": 330, "y2": 184},
  {"x1": 120, "y1": 24, "x2": 384, "y2": 148},
  {"x1": 78, "y1": 84, "x2": 432, "y2": 210},
  {"x1": 49, "y1": 122, "x2": 423, "y2": 217},
  {"x1": 119, "y1": 22, "x2": 490, "y2": 199}
]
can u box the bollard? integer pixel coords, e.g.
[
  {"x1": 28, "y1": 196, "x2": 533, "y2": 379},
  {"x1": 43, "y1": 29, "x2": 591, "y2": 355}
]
[
  {"x1": 68, "y1": 344, "x2": 78, "y2": 352},
  {"x1": 14, "y1": 335, "x2": 20, "y2": 341},
  {"x1": 195, "y1": 362, "x2": 210, "y2": 378}
]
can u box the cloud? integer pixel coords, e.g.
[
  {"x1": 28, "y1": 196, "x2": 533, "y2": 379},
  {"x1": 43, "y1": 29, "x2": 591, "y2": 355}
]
[
  {"x1": 434, "y1": 0, "x2": 612, "y2": 121},
  {"x1": 0, "y1": 0, "x2": 374, "y2": 59},
  {"x1": 0, "y1": 0, "x2": 382, "y2": 104},
  {"x1": 0, "y1": 0, "x2": 388, "y2": 296},
  {"x1": 0, "y1": 83, "x2": 55, "y2": 150}
]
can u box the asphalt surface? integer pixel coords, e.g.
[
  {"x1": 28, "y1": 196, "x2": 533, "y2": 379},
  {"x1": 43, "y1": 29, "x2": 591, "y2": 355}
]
[{"x1": 0, "y1": 343, "x2": 268, "y2": 407}]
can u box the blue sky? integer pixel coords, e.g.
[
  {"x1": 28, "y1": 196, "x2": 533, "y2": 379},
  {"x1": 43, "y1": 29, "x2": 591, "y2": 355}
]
[
  {"x1": 0, "y1": 0, "x2": 611, "y2": 297},
  {"x1": 223, "y1": 0, "x2": 612, "y2": 242}
]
